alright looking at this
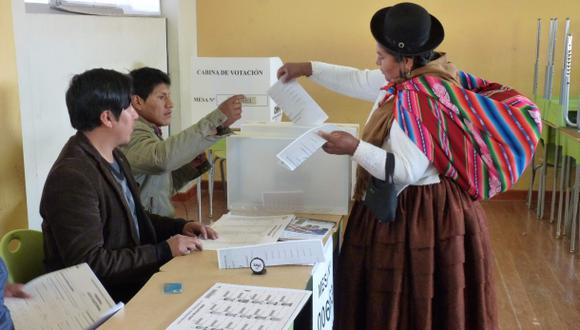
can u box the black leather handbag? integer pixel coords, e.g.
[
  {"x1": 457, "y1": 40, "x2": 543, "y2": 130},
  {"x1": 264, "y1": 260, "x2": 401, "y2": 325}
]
[{"x1": 364, "y1": 152, "x2": 398, "y2": 223}]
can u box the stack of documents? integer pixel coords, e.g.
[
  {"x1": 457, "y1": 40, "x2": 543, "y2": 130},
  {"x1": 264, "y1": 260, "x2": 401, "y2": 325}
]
[
  {"x1": 202, "y1": 213, "x2": 294, "y2": 250},
  {"x1": 203, "y1": 213, "x2": 328, "y2": 269}
]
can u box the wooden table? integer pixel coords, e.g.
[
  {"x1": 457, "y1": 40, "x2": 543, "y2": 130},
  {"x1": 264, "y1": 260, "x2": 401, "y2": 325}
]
[{"x1": 100, "y1": 214, "x2": 344, "y2": 329}]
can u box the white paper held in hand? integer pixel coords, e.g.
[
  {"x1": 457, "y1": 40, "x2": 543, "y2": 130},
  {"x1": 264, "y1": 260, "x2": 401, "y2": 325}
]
[
  {"x1": 268, "y1": 79, "x2": 328, "y2": 125},
  {"x1": 276, "y1": 124, "x2": 338, "y2": 171},
  {"x1": 5, "y1": 263, "x2": 123, "y2": 330}
]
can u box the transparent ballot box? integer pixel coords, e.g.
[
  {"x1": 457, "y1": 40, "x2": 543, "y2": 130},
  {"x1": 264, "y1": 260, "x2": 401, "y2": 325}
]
[{"x1": 227, "y1": 123, "x2": 358, "y2": 215}]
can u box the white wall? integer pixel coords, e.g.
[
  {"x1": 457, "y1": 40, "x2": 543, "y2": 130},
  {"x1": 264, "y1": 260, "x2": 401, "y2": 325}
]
[
  {"x1": 161, "y1": 0, "x2": 198, "y2": 134},
  {"x1": 11, "y1": 0, "x2": 168, "y2": 229}
]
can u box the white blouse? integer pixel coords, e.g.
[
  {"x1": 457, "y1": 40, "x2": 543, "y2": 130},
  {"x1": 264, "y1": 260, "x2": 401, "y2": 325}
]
[{"x1": 310, "y1": 61, "x2": 440, "y2": 194}]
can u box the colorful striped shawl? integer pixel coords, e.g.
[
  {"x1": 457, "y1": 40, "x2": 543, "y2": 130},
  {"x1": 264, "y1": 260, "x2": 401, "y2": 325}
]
[{"x1": 387, "y1": 71, "x2": 542, "y2": 200}]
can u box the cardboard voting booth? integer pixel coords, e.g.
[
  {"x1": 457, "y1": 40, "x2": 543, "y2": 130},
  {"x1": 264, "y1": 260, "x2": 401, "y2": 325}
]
[
  {"x1": 227, "y1": 122, "x2": 358, "y2": 215},
  {"x1": 189, "y1": 57, "x2": 283, "y2": 128}
]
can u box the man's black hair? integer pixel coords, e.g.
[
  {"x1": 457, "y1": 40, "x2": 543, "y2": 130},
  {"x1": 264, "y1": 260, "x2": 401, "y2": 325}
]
[
  {"x1": 66, "y1": 68, "x2": 132, "y2": 132},
  {"x1": 129, "y1": 67, "x2": 171, "y2": 100}
]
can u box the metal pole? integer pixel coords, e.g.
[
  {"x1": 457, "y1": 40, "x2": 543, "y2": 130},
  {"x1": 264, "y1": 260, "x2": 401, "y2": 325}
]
[
  {"x1": 561, "y1": 34, "x2": 574, "y2": 128},
  {"x1": 544, "y1": 18, "x2": 556, "y2": 99},
  {"x1": 560, "y1": 18, "x2": 571, "y2": 104},
  {"x1": 548, "y1": 18, "x2": 559, "y2": 100}
]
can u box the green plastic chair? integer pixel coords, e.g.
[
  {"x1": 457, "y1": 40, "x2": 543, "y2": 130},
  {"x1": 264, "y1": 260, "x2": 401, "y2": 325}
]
[
  {"x1": 529, "y1": 96, "x2": 579, "y2": 221},
  {"x1": 0, "y1": 229, "x2": 44, "y2": 283}
]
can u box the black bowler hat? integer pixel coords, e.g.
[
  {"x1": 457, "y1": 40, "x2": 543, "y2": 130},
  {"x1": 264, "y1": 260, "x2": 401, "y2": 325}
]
[{"x1": 370, "y1": 2, "x2": 444, "y2": 55}]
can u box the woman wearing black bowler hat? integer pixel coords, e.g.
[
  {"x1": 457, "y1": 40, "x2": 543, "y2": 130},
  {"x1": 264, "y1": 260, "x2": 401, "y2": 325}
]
[{"x1": 278, "y1": 2, "x2": 541, "y2": 329}]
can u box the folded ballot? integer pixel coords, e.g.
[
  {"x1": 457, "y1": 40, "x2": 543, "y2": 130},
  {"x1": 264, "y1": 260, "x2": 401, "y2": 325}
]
[{"x1": 276, "y1": 124, "x2": 341, "y2": 171}]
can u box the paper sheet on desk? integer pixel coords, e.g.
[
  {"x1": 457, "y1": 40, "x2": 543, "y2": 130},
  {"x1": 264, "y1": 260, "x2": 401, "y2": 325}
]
[
  {"x1": 217, "y1": 239, "x2": 325, "y2": 269},
  {"x1": 5, "y1": 263, "x2": 123, "y2": 330},
  {"x1": 202, "y1": 214, "x2": 294, "y2": 250},
  {"x1": 276, "y1": 124, "x2": 339, "y2": 171},
  {"x1": 268, "y1": 79, "x2": 328, "y2": 125},
  {"x1": 166, "y1": 282, "x2": 311, "y2": 330}
]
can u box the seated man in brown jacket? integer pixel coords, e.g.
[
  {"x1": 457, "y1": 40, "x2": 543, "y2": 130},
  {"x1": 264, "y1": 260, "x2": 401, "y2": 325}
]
[{"x1": 40, "y1": 68, "x2": 217, "y2": 303}]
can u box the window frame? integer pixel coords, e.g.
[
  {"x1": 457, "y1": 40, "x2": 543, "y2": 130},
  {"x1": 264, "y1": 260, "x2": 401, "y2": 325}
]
[{"x1": 24, "y1": 0, "x2": 161, "y2": 16}]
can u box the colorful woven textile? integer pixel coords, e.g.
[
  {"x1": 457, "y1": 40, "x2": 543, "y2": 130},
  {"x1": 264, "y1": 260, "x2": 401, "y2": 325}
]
[{"x1": 386, "y1": 71, "x2": 541, "y2": 200}]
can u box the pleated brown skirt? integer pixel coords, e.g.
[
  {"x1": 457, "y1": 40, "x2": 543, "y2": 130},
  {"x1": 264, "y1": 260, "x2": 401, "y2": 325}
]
[{"x1": 335, "y1": 177, "x2": 497, "y2": 330}]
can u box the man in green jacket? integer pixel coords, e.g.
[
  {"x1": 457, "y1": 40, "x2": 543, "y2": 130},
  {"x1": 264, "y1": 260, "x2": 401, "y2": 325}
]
[{"x1": 122, "y1": 67, "x2": 243, "y2": 217}]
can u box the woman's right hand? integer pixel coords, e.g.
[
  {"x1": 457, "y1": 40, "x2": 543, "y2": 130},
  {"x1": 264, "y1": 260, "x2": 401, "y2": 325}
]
[
  {"x1": 319, "y1": 131, "x2": 360, "y2": 156},
  {"x1": 276, "y1": 62, "x2": 313, "y2": 82}
]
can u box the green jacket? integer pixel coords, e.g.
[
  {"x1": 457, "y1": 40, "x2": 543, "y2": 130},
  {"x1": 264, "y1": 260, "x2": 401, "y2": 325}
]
[{"x1": 121, "y1": 109, "x2": 228, "y2": 217}]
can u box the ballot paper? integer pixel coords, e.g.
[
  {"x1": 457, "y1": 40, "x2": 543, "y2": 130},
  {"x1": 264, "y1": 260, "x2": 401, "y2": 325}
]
[
  {"x1": 276, "y1": 124, "x2": 339, "y2": 171},
  {"x1": 202, "y1": 213, "x2": 294, "y2": 250},
  {"x1": 217, "y1": 238, "x2": 325, "y2": 269},
  {"x1": 268, "y1": 79, "x2": 328, "y2": 125},
  {"x1": 167, "y1": 282, "x2": 311, "y2": 330},
  {"x1": 5, "y1": 263, "x2": 123, "y2": 330}
]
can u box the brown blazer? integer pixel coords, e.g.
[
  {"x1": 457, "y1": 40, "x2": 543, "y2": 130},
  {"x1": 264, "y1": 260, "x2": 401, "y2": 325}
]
[{"x1": 40, "y1": 132, "x2": 187, "y2": 302}]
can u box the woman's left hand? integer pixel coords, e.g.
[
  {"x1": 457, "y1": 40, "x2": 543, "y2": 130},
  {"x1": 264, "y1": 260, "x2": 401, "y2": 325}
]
[
  {"x1": 319, "y1": 131, "x2": 360, "y2": 156},
  {"x1": 183, "y1": 222, "x2": 219, "y2": 240}
]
